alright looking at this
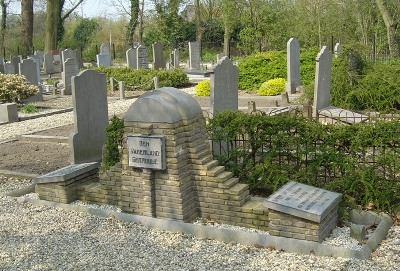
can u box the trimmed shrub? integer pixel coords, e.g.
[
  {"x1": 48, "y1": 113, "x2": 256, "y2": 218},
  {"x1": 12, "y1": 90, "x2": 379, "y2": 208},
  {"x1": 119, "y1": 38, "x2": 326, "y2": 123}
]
[
  {"x1": 0, "y1": 74, "x2": 39, "y2": 104},
  {"x1": 258, "y1": 78, "x2": 286, "y2": 96},
  {"x1": 195, "y1": 80, "x2": 210, "y2": 96},
  {"x1": 92, "y1": 67, "x2": 190, "y2": 91}
]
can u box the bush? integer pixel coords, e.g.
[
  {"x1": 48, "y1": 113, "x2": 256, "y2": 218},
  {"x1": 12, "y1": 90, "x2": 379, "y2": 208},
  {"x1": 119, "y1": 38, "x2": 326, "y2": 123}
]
[
  {"x1": 102, "y1": 116, "x2": 124, "y2": 170},
  {"x1": 195, "y1": 80, "x2": 210, "y2": 96},
  {"x1": 207, "y1": 111, "x2": 400, "y2": 216},
  {"x1": 0, "y1": 74, "x2": 39, "y2": 104},
  {"x1": 238, "y1": 47, "x2": 318, "y2": 92},
  {"x1": 93, "y1": 67, "x2": 190, "y2": 91},
  {"x1": 258, "y1": 78, "x2": 286, "y2": 96}
]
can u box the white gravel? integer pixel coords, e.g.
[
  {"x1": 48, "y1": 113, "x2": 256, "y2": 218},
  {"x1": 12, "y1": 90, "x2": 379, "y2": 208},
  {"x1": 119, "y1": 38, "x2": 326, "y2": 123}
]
[{"x1": 0, "y1": 177, "x2": 400, "y2": 270}]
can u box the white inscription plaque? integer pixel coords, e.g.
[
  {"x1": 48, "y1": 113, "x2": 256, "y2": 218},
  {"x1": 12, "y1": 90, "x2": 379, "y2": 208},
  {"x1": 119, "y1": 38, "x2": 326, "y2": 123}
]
[{"x1": 127, "y1": 134, "x2": 166, "y2": 170}]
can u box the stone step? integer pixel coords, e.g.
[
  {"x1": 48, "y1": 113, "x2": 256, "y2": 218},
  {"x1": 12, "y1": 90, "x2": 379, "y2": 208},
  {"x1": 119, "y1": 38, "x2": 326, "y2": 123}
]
[
  {"x1": 207, "y1": 165, "x2": 225, "y2": 177},
  {"x1": 226, "y1": 183, "x2": 249, "y2": 196},
  {"x1": 189, "y1": 149, "x2": 209, "y2": 159},
  {"x1": 193, "y1": 154, "x2": 213, "y2": 165},
  {"x1": 215, "y1": 171, "x2": 234, "y2": 182},
  {"x1": 218, "y1": 177, "x2": 239, "y2": 189}
]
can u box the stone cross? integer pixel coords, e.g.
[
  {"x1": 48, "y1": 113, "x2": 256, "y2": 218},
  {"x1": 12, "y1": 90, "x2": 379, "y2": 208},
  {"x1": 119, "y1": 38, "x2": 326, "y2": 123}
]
[
  {"x1": 285, "y1": 37, "x2": 301, "y2": 94},
  {"x1": 69, "y1": 70, "x2": 108, "y2": 164}
]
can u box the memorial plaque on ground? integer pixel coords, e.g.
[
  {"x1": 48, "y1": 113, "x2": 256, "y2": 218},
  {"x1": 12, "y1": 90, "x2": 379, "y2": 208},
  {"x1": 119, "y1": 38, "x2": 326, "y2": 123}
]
[
  {"x1": 265, "y1": 181, "x2": 342, "y2": 223},
  {"x1": 127, "y1": 134, "x2": 166, "y2": 170}
]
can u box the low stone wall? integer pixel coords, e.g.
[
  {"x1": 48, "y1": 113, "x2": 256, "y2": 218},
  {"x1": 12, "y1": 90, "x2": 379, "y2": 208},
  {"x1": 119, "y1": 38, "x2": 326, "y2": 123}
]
[{"x1": 36, "y1": 167, "x2": 99, "y2": 204}]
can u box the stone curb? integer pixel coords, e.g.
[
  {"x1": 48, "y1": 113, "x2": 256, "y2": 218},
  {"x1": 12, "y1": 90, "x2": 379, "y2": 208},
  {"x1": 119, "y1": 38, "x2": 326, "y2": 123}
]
[
  {"x1": 0, "y1": 170, "x2": 38, "y2": 179},
  {"x1": 7, "y1": 190, "x2": 393, "y2": 260},
  {"x1": 17, "y1": 135, "x2": 69, "y2": 143},
  {"x1": 18, "y1": 108, "x2": 73, "y2": 121}
]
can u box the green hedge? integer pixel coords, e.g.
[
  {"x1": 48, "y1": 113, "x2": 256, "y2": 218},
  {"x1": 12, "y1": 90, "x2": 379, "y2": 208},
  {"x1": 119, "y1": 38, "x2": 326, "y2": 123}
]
[
  {"x1": 207, "y1": 111, "x2": 400, "y2": 216},
  {"x1": 238, "y1": 47, "x2": 318, "y2": 92},
  {"x1": 92, "y1": 67, "x2": 190, "y2": 91}
]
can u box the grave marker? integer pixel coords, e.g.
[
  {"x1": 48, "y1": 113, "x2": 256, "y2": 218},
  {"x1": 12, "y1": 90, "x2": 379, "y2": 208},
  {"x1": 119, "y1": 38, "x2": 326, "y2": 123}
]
[
  {"x1": 69, "y1": 70, "x2": 108, "y2": 164},
  {"x1": 312, "y1": 46, "x2": 332, "y2": 118},
  {"x1": 96, "y1": 43, "x2": 112, "y2": 67},
  {"x1": 62, "y1": 58, "x2": 80, "y2": 95},
  {"x1": 61, "y1": 49, "x2": 77, "y2": 66},
  {"x1": 19, "y1": 58, "x2": 39, "y2": 86},
  {"x1": 10, "y1": 55, "x2": 21, "y2": 74},
  {"x1": 152, "y1": 42, "x2": 165, "y2": 70},
  {"x1": 126, "y1": 48, "x2": 137, "y2": 69},
  {"x1": 137, "y1": 45, "x2": 149, "y2": 69},
  {"x1": 210, "y1": 56, "x2": 238, "y2": 116},
  {"x1": 4, "y1": 63, "x2": 15, "y2": 74},
  {"x1": 43, "y1": 52, "x2": 56, "y2": 74},
  {"x1": 172, "y1": 48, "x2": 179, "y2": 68},
  {"x1": 334, "y1": 43, "x2": 343, "y2": 58},
  {"x1": 265, "y1": 181, "x2": 341, "y2": 242},
  {"x1": 188, "y1": 41, "x2": 201, "y2": 70},
  {"x1": 27, "y1": 57, "x2": 41, "y2": 85},
  {"x1": 286, "y1": 37, "x2": 301, "y2": 94}
]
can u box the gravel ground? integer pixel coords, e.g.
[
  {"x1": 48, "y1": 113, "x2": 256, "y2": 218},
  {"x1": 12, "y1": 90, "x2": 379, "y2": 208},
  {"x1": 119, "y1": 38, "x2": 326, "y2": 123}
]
[
  {"x1": 1, "y1": 89, "x2": 400, "y2": 270},
  {"x1": 0, "y1": 177, "x2": 400, "y2": 271}
]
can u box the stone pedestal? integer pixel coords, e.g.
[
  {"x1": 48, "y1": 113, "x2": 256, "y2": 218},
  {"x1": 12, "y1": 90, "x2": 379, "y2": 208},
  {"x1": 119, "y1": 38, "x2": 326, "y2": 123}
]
[
  {"x1": 0, "y1": 103, "x2": 18, "y2": 123},
  {"x1": 265, "y1": 181, "x2": 342, "y2": 242}
]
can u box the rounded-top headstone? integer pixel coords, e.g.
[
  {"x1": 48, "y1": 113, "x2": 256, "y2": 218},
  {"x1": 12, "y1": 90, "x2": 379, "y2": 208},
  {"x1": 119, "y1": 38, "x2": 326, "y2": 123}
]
[{"x1": 125, "y1": 87, "x2": 202, "y2": 123}]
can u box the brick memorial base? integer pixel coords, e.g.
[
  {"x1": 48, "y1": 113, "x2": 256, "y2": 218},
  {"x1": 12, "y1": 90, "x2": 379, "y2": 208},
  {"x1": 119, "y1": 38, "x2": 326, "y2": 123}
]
[
  {"x1": 265, "y1": 181, "x2": 342, "y2": 242},
  {"x1": 34, "y1": 162, "x2": 99, "y2": 203}
]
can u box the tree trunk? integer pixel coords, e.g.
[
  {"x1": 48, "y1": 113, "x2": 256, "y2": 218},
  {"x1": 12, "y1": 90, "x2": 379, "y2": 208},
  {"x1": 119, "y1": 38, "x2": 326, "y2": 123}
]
[
  {"x1": 375, "y1": 0, "x2": 400, "y2": 57},
  {"x1": 0, "y1": 0, "x2": 7, "y2": 55},
  {"x1": 222, "y1": 0, "x2": 235, "y2": 57},
  {"x1": 21, "y1": 0, "x2": 34, "y2": 57},
  {"x1": 194, "y1": 0, "x2": 202, "y2": 42},
  {"x1": 138, "y1": 0, "x2": 144, "y2": 43},
  {"x1": 45, "y1": 0, "x2": 60, "y2": 51},
  {"x1": 126, "y1": 0, "x2": 139, "y2": 47}
]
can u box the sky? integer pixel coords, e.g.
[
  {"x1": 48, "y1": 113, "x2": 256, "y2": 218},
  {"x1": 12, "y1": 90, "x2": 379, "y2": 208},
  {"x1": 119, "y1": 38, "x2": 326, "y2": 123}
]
[{"x1": 9, "y1": 0, "x2": 146, "y2": 19}]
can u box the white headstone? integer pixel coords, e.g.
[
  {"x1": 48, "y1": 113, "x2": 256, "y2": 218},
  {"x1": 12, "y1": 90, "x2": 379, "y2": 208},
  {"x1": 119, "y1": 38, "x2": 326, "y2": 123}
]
[
  {"x1": 286, "y1": 38, "x2": 301, "y2": 94},
  {"x1": 312, "y1": 46, "x2": 332, "y2": 118},
  {"x1": 100, "y1": 43, "x2": 110, "y2": 55},
  {"x1": 96, "y1": 54, "x2": 111, "y2": 67},
  {"x1": 334, "y1": 43, "x2": 343, "y2": 58},
  {"x1": 69, "y1": 70, "x2": 108, "y2": 164},
  {"x1": 189, "y1": 41, "x2": 201, "y2": 70}
]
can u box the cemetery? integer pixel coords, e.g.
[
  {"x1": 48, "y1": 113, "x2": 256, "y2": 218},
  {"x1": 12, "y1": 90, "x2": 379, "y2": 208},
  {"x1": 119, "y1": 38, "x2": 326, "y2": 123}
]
[
  {"x1": 0, "y1": 2, "x2": 399, "y2": 268},
  {"x1": 0, "y1": 38, "x2": 399, "y2": 270}
]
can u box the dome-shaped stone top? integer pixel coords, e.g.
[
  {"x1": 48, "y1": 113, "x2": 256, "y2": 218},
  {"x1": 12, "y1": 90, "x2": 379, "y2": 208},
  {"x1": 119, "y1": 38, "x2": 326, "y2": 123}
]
[{"x1": 125, "y1": 87, "x2": 203, "y2": 123}]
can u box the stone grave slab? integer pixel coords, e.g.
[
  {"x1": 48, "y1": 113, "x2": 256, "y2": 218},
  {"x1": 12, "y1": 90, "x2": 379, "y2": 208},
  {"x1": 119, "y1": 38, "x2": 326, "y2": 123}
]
[
  {"x1": 34, "y1": 162, "x2": 99, "y2": 184},
  {"x1": 127, "y1": 134, "x2": 166, "y2": 170},
  {"x1": 265, "y1": 181, "x2": 342, "y2": 242},
  {"x1": 152, "y1": 42, "x2": 165, "y2": 70},
  {"x1": 265, "y1": 181, "x2": 341, "y2": 222}
]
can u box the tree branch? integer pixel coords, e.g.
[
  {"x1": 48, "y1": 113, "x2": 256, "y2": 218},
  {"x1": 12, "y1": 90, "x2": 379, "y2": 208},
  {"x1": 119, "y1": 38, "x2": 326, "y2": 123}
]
[{"x1": 62, "y1": 0, "x2": 84, "y2": 21}]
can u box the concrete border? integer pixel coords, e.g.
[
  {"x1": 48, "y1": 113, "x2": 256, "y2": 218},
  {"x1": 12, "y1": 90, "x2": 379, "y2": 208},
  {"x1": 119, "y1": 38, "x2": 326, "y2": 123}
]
[
  {"x1": 6, "y1": 189, "x2": 393, "y2": 260},
  {"x1": 0, "y1": 170, "x2": 38, "y2": 179},
  {"x1": 16, "y1": 135, "x2": 68, "y2": 143}
]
